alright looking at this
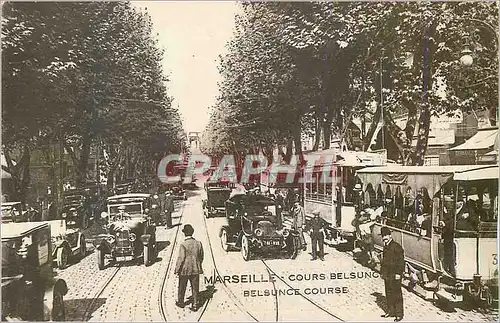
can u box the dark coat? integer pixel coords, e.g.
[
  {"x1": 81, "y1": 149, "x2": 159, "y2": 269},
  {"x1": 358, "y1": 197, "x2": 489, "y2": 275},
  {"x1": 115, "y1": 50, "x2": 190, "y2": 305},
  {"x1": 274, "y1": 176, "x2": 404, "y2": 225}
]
[
  {"x1": 380, "y1": 239, "x2": 405, "y2": 280},
  {"x1": 307, "y1": 215, "x2": 328, "y2": 239},
  {"x1": 175, "y1": 237, "x2": 204, "y2": 276},
  {"x1": 165, "y1": 195, "x2": 175, "y2": 213}
]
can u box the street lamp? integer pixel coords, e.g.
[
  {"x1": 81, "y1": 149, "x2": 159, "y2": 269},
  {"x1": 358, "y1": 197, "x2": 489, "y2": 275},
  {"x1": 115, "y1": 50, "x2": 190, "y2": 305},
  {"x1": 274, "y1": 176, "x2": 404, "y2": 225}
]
[
  {"x1": 459, "y1": 46, "x2": 474, "y2": 66},
  {"x1": 459, "y1": 18, "x2": 498, "y2": 67}
]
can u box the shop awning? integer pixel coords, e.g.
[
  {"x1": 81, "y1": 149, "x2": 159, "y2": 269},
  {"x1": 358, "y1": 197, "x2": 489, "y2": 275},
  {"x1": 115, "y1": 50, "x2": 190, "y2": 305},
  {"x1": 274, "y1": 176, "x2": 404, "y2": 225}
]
[
  {"x1": 449, "y1": 127, "x2": 498, "y2": 151},
  {"x1": 453, "y1": 165, "x2": 499, "y2": 181}
]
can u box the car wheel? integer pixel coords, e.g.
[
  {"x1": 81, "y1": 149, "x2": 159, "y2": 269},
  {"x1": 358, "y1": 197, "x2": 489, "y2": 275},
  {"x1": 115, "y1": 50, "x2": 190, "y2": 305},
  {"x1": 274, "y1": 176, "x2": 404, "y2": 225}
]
[
  {"x1": 80, "y1": 236, "x2": 86, "y2": 258},
  {"x1": 97, "y1": 248, "x2": 105, "y2": 270},
  {"x1": 220, "y1": 228, "x2": 229, "y2": 251},
  {"x1": 241, "y1": 235, "x2": 251, "y2": 261},
  {"x1": 56, "y1": 246, "x2": 69, "y2": 269},
  {"x1": 52, "y1": 288, "x2": 66, "y2": 321},
  {"x1": 144, "y1": 245, "x2": 150, "y2": 266}
]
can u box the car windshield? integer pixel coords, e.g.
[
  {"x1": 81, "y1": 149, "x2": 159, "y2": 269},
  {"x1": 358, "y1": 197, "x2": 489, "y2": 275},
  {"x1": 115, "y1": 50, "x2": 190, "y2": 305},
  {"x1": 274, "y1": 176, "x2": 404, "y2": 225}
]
[
  {"x1": 2, "y1": 239, "x2": 22, "y2": 278},
  {"x1": 108, "y1": 203, "x2": 143, "y2": 217},
  {"x1": 245, "y1": 204, "x2": 277, "y2": 217}
]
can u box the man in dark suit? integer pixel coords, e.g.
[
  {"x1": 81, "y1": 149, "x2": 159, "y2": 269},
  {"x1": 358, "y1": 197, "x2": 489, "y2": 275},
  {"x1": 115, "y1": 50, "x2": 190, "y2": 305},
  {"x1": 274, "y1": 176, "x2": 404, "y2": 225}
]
[
  {"x1": 164, "y1": 191, "x2": 175, "y2": 228},
  {"x1": 174, "y1": 224, "x2": 204, "y2": 311},
  {"x1": 380, "y1": 226, "x2": 404, "y2": 322},
  {"x1": 306, "y1": 210, "x2": 328, "y2": 261}
]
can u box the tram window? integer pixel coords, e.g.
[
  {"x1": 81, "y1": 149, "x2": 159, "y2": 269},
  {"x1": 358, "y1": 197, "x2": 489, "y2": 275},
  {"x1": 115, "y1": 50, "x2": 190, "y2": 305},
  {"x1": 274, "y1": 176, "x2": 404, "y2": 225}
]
[
  {"x1": 376, "y1": 184, "x2": 384, "y2": 206},
  {"x1": 365, "y1": 184, "x2": 375, "y2": 206}
]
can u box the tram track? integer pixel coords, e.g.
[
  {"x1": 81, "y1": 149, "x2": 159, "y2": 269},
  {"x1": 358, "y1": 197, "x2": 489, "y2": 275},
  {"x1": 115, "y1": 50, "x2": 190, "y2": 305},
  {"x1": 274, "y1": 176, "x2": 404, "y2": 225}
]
[
  {"x1": 158, "y1": 201, "x2": 191, "y2": 321},
  {"x1": 200, "y1": 203, "x2": 260, "y2": 322},
  {"x1": 260, "y1": 259, "x2": 346, "y2": 322},
  {"x1": 81, "y1": 265, "x2": 122, "y2": 321}
]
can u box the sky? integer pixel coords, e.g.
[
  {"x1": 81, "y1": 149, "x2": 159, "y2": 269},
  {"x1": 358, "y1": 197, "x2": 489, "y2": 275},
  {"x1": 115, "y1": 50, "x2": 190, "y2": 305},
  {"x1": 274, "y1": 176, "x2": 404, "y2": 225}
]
[{"x1": 132, "y1": 1, "x2": 240, "y2": 134}]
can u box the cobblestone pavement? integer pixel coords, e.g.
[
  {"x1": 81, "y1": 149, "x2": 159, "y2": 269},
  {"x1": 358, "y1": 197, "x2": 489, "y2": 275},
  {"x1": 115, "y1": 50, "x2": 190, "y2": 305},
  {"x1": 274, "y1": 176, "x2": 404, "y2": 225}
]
[
  {"x1": 57, "y1": 188, "x2": 498, "y2": 322},
  {"x1": 161, "y1": 190, "x2": 253, "y2": 322},
  {"x1": 57, "y1": 201, "x2": 184, "y2": 321}
]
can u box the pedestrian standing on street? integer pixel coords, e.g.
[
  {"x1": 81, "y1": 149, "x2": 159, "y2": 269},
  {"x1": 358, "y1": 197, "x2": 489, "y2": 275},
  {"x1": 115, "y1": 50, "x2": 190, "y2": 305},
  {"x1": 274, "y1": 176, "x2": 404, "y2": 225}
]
[
  {"x1": 165, "y1": 191, "x2": 175, "y2": 228},
  {"x1": 174, "y1": 224, "x2": 204, "y2": 312},
  {"x1": 292, "y1": 200, "x2": 307, "y2": 251},
  {"x1": 380, "y1": 226, "x2": 405, "y2": 322},
  {"x1": 306, "y1": 210, "x2": 328, "y2": 261}
]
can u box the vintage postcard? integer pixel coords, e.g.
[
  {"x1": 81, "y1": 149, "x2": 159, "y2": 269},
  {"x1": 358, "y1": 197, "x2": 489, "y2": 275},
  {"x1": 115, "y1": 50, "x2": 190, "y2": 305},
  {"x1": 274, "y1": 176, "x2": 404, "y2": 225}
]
[{"x1": 1, "y1": 1, "x2": 498, "y2": 322}]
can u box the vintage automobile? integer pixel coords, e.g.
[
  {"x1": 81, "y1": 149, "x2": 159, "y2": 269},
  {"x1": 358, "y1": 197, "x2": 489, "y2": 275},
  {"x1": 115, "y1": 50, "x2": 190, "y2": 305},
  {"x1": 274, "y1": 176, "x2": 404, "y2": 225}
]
[
  {"x1": 202, "y1": 186, "x2": 232, "y2": 218},
  {"x1": 170, "y1": 183, "x2": 187, "y2": 200},
  {"x1": 94, "y1": 193, "x2": 157, "y2": 269},
  {"x1": 62, "y1": 189, "x2": 90, "y2": 229},
  {"x1": 1, "y1": 202, "x2": 39, "y2": 223},
  {"x1": 2, "y1": 222, "x2": 68, "y2": 321},
  {"x1": 45, "y1": 214, "x2": 86, "y2": 269},
  {"x1": 219, "y1": 193, "x2": 300, "y2": 261}
]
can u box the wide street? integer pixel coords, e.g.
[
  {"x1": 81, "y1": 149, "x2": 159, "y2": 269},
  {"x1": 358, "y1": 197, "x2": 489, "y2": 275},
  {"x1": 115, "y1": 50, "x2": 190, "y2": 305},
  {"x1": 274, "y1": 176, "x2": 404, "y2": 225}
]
[{"x1": 55, "y1": 184, "x2": 497, "y2": 322}]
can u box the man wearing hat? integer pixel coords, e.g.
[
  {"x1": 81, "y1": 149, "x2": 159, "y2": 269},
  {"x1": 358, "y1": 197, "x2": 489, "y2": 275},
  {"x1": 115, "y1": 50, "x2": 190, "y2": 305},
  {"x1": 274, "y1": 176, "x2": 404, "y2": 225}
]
[
  {"x1": 353, "y1": 183, "x2": 364, "y2": 214},
  {"x1": 164, "y1": 191, "x2": 175, "y2": 228},
  {"x1": 117, "y1": 205, "x2": 130, "y2": 221},
  {"x1": 306, "y1": 210, "x2": 328, "y2": 261},
  {"x1": 380, "y1": 226, "x2": 404, "y2": 322},
  {"x1": 175, "y1": 224, "x2": 204, "y2": 311},
  {"x1": 291, "y1": 199, "x2": 307, "y2": 251}
]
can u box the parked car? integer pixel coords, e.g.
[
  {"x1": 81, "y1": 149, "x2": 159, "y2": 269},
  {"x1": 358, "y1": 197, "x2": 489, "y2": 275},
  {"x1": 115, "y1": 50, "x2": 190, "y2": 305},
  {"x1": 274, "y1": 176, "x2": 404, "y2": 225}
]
[
  {"x1": 2, "y1": 222, "x2": 68, "y2": 321},
  {"x1": 94, "y1": 193, "x2": 157, "y2": 269},
  {"x1": 45, "y1": 214, "x2": 86, "y2": 269},
  {"x1": 1, "y1": 202, "x2": 39, "y2": 223},
  {"x1": 219, "y1": 193, "x2": 300, "y2": 261},
  {"x1": 202, "y1": 186, "x2": 232, "y2": 218}
]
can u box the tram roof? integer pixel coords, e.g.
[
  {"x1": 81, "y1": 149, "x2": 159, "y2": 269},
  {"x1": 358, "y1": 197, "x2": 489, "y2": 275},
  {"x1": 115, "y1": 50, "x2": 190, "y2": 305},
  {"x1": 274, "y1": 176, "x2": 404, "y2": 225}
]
[{"x1": 356, "y1": 164, "x2": 496, "y2": 176}]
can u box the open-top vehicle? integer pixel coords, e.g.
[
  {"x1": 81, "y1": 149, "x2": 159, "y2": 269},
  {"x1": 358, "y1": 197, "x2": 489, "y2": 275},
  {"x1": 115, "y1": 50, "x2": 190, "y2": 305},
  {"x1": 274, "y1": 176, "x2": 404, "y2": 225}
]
[
  {"x1": 2, "y1": 222, "x2": 68, "y2": 321},
  {"x1": 219, "y1": 193, "x2": 300, "y2": 261},
  {"x1": 94, "y1": 193, "x2": 157, "y2": 269},
  {"x1": 1, "y1": 201, "x2": 39, "y2": 223},
  {"x1": 202, "y1": 186, "x2": 231, "y2": 218}
]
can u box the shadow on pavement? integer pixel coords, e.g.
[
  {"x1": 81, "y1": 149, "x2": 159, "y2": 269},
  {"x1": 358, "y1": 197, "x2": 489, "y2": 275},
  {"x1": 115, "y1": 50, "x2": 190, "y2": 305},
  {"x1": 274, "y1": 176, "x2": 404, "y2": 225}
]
[
  {"x1": 157, "y1": 240, "x2": 171, "y2": 252},
  {"x1": 185, "y1": 285, "x2": 217, "y2": 310},
  {"x1": 64, "y1": 298, "x2": 107, "y2": 321},
  {"x1": 371, "y1": 291, "x2": 388, "y2": 314}
]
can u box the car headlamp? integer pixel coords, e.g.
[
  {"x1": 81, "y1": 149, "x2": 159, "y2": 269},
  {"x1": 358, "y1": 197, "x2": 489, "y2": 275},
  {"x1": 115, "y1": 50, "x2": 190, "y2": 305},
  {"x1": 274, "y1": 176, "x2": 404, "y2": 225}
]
[
  {"x1": 282, "y1": 229, "x2": 290, "y2": 237},
  {"x1": 254, "y1": 228, "x2": 263, "y2": 237},
  {"x1": 129, "y1": 233, "x2": 136, "y2": 242}
]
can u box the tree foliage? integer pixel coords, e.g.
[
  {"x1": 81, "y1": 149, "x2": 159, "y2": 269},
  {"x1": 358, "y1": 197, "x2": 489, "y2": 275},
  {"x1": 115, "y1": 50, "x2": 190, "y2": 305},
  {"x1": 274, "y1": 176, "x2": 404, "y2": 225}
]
[
  {"x1": 2, "y1": 2, "x2": 184, "y2": 201},
  {"x1": 203, "y1": 2, "x2": 498, "y2": 166}
]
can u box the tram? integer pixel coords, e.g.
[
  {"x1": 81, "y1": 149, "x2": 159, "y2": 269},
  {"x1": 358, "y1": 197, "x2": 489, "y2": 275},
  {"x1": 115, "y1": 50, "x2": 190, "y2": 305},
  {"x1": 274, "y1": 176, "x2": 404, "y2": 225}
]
[
  {"x1": 356, "y1": 164, "x2": 498, "y2": 307},
  {"x1": 302, "y1": 149, "x2": 387, "y2": 245}
]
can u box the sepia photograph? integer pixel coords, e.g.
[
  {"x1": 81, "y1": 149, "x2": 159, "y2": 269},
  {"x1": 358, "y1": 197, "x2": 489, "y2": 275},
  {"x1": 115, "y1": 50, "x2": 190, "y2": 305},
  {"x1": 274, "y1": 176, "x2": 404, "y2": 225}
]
[{"x1": 1, "y1": 1, "x2": 498, "y2": 322}]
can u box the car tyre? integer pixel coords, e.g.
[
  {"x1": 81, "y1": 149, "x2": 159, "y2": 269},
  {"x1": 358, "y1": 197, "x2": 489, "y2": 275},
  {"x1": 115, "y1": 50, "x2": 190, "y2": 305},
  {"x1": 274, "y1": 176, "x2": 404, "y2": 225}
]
[
  {"x1": 56, "y1": 246, "x2": 69, "y2": 269},
  {"x1": 144, "y1": 245, "x2": 151, "y2": 266},
  {"x1": 52, "y1": 288, "x2": 66, "y2": 321},
  {"x1": 97, "y1": 248, "x2": 105, "y2": 270},
  {"x1": 220, "y1": 228, "x2": 230, "y2": 251},
  {"x1": 80, "y1": 235, "x2": 86, "y2": 258},
  {"x1": 241, "y1": 235, "x2": 251, "y2": 261}
]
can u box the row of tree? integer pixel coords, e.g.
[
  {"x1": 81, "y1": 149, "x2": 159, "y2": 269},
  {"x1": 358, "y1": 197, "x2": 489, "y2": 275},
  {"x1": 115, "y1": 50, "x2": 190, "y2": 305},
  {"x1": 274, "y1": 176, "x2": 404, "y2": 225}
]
[
  {"x1": 201, "y1": 2, "x2": 497, "y2": 166},
  {"x1": 2, "y1": 2, "x2": 185, "y2": 203}
]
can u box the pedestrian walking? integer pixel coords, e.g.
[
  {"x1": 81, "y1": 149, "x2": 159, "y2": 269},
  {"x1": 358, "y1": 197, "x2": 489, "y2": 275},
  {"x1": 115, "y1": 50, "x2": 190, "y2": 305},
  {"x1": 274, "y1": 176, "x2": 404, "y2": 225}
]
[
  {"x1": 165, "y1": 191, "x2": 174, "y2": 228},
  {"x1": 306, "y1": 210, "x2": 328, "y2": 261},
  {"x1": 380, "y1": 226, "x2": 404, "y2": 322},
  {"x1": 291, "y1": 200, "x2": 307, "y2": 251},
  {"x1": 174, "y1": 224, "x2": 204, "y2": 312}
]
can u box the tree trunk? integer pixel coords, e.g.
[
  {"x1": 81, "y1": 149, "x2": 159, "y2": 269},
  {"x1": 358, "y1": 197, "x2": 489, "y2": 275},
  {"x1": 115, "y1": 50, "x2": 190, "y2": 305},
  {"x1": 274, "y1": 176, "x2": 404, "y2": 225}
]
[
  {"x1": 76, "y1": 134, "x2": 92, "y2": 187},
  {"x1": 2, "y1": 146, "x2": 31, "y2": 204},
  {"x1": 312, "y1": 111, "x2": 321, "y2": 151}
]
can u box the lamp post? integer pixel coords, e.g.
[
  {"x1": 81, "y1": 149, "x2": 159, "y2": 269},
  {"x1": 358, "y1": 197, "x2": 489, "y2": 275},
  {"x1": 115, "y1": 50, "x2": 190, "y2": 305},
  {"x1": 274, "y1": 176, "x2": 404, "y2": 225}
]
[{"x1": 459, "y1": 18, "x2": 498, "y2": 67}]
